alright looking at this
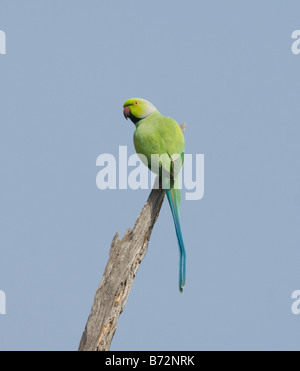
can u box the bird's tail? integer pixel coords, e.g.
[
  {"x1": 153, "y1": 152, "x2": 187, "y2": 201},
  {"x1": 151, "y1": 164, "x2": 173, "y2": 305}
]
[{"x1": 164, "y1": 185, "x2": 186, "y2": 293}]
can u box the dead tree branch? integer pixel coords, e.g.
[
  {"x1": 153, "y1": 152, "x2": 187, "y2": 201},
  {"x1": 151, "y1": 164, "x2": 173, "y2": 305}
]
[{"x1": 78, "y1": 123, "x2": 186, "y2": 351}]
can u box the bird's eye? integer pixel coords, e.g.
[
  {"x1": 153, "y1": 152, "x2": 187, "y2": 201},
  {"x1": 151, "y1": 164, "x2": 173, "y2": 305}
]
[{"x1": 134, "y1": 101, "x2": 139, "y2": 106}]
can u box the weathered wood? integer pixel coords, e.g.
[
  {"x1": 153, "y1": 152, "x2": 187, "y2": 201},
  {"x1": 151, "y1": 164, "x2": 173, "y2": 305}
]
[{"x1": 78, "y1": 124, "x2": 186, "y2": 351}]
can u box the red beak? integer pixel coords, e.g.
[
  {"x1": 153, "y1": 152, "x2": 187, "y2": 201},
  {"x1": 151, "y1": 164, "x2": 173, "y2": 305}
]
[{"x1": 123, "y1": 106, "x2": 130, "y2": 120}]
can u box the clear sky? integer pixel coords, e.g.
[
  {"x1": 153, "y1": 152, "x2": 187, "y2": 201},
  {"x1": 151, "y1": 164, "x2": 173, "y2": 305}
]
[{"x1": 0, "y1": 0, "x2": 300, "y2": 350}]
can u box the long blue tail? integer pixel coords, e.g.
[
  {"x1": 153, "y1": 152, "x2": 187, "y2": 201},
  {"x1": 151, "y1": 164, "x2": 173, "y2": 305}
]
[{"x1": 165, "y1": 187, "x2": 186, "y2": 293}]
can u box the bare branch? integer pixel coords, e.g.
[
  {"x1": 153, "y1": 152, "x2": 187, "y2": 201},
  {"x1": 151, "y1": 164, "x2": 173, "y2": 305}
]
[{"x1": 78, "y1": 124, "x2": 186, "y2": 351}]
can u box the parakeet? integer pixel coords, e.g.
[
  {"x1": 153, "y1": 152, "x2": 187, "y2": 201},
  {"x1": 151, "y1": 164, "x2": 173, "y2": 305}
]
[{"x1": 123, "y1": 98, "x2": 186, "y2": 293}]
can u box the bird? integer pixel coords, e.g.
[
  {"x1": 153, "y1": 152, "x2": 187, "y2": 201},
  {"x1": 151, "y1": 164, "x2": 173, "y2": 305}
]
[{"x1": 123, "y1": 98, "x2": 186, "y2": 293}]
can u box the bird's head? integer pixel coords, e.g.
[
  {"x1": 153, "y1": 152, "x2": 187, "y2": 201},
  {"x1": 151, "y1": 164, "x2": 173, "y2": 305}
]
[{"x1": 123, "y1": 98, "x2": 156, "y2": 124}]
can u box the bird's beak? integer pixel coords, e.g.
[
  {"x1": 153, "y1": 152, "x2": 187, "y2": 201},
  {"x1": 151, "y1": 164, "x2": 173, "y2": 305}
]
[{"x1": 123, "y1": 106, "x2": 130, "y2": 120}]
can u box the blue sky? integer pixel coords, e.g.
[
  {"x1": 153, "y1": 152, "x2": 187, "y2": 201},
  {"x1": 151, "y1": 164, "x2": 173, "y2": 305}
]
[{"x1": 0, "y1": 0, "x2": 300, "y2": 350}]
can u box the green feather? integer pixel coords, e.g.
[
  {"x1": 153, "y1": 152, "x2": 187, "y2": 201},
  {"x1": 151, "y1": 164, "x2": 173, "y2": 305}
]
[{"x1": 123, "y1": 98, "x2": 186, "y2": 293}]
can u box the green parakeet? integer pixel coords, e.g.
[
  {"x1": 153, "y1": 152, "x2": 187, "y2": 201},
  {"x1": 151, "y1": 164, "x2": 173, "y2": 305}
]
[{"x1": 123, "y1": 98, "x2": 186, "y2": 293}]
